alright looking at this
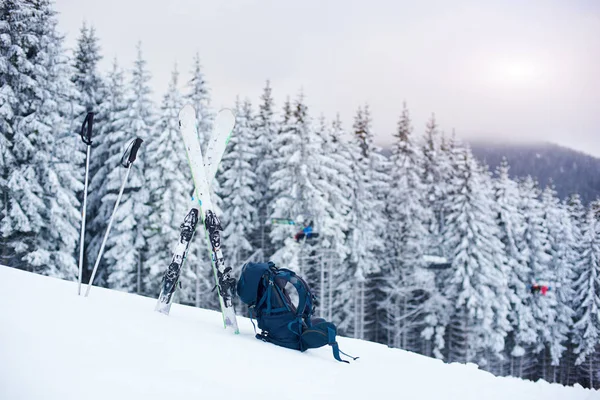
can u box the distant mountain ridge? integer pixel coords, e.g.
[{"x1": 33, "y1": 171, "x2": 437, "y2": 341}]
[
  {"x1": 468, "y1": 141, "x2": 600, "y2": 204},
  {"x1": 381, "y1": 141, "x2": 600, "y2": 204}
]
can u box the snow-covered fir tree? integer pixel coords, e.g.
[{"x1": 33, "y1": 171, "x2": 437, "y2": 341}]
[
  {"x1": 220, "y1": 98, "x2": 258, "y2": 276},
  {"x1": 270, "y1": 94, "x2": 323, "y2": 270},
  {"x1": 439, "y1": 145, "x2": 510, "y2": 365},
  {"x1": 104, "y1": 43, "x2": 153, "y2": 294},
  {"x1": 324, "y1": 115, "x2": 356, "y2": 323},
  {"x1": 572, "y1": 205, "x2": 600, "y2": 388},
  {"x1": 185, "y1": 53, "x2": 213, "y2": 148},
  {"x1": 494, "y1": 159, "x2": 535, "y2": 377},
  {"x1": 309, "y1": 115, "x2": 352, "y2": 318},
  {"x1": 144, "y1": 65, "x2": 194, "y2": 298},
  {"x1": 267, "y1": 97, "x2": 294, "y2": 252},
  {"x1": 0, "y1": 0, "x2": 37, "y2": 268},
  {"x1": 86, "y1": 60, "x2": 128, "y2": 286},
  {"x1": 420, "y1": 114, "x2": 444, "y2": 250},
  {"x1": 592, "y1": 200, "x2": 600, "y2": 221},
  {"x1": 72, "y1": 23, "x2": 104, "y2": 113},
  {"x1": 252, "y1": 81, "x2": 278, "y2": 257},
  {"x1": 382, "y1": 103, "x2": 438, "y2": 352},
  {"x1": 517, "y1": 176, "x2": 552, "y2": 379},
  {"x1": 541, "y1": 185, "x2": 575, "y2": 380},
  {"x1": 71, "y1": 22, "x2": 106, "y2": 278},
  {"x1": 567, "y1": 194, "x2": 586, "y2": 237},
  {"x1": 32, "y1": 1, "x2": 82, "y2": 279},
  {"x1": 344, "y1": 105, "x2": 389, "y2": 341},
  {"x1": 0, "y1": 0, "x2": 82, "y2": 278},
  {"x1": 268, "y1": 93, "x2": 347, "y2": 308},
  {"x1": 561, "y1": 193, "x2": 588, "y2": 384}
]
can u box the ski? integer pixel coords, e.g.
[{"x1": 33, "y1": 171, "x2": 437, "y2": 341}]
[
  {"x1": 178, "y1": 105, "x2": 239, "y2": 333},
  {"x1": 155, "y1": 207, "x2": 199, "y2": 314},
  {"x1": 155, "y1": 108, "x2": 236, "y2": 315}
]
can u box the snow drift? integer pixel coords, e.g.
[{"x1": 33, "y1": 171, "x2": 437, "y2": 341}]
[{"x1": 0, "y1": 266, "x2": 596, "y2": 400}]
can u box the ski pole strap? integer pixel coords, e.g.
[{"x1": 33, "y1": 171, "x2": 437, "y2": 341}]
[
  {"x1": 326, "y1": 326, "x2": 358, "y2": 363},
  {"x1": 330, "y1": 343, "x2": 348, "y2": 363},
  {"x1": 327, "y1": 327, "x2": 347, "y2": 363},
  {"x1": 80, "y1": 112, "x2": 94, "y2": 145},
  {"x1": 120, "y1": 138, "x2": 143, "y2": 168},
  {"x1": 339, "y1": 349, "x2": 359, "y2": 361}
]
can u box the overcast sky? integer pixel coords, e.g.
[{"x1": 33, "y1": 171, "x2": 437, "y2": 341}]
[{"x1": 54, "y1": 0, "x2": 600, "y2": 156}]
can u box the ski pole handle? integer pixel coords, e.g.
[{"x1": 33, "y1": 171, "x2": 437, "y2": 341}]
[
  {"x1": 120, "y1": 138, "x2": 144, "y2": 168},
  {"x1": 80, "y1": 112, "x2": 94, "y2": 145},
  {"x1": 128, "y1": 138, "x2": 143, "y2": 164}
]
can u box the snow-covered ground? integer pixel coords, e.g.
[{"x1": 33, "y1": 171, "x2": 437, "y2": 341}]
[{"x1": 0, "y1": 266, "x2": 597, "y2": 400}]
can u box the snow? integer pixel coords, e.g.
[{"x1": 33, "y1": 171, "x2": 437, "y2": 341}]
[{"x1": 0, "y1": 265, "x2": 596, "y2": 400}]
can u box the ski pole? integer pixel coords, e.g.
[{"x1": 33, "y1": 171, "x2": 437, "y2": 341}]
[
  {"x1": 85, "y1": 138, "x2": 143, "y2": 297},
  {"x1": 78, "y1": 112, "x2": 94, "y2": 296}
]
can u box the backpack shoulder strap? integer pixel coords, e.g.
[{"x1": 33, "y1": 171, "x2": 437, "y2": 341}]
[{"x1": 277, "y1": 268, "x2": 314, "y2": 323}]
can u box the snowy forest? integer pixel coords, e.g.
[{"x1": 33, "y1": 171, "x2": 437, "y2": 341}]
[{"x1": 1, "y1": 0, "x2": 599, "y2": 390}]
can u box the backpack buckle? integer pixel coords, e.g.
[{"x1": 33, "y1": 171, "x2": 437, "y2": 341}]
[{"x1": 257, "y1": 331, "x2": 269, "y2": 342}]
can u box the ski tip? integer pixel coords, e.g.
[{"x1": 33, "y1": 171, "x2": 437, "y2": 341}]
[
  {"x1": 215, "y1": 108, "x2": 236, "y2": 132},
  {"x1": 179, "y1": 105, "x2": 197, "y2": 124},
  {"x1": 217, "y1": 108, "x2": 235, "y2": 119}
]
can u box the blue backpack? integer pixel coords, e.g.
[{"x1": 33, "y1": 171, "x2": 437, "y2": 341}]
[{"x1": 237, "y1": 262, "x2": 357, "y2": 363}]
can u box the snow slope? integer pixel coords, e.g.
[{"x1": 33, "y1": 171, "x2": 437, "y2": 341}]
[{"x1": 0, "y1": 266, "x2": 596, "y2": 400}]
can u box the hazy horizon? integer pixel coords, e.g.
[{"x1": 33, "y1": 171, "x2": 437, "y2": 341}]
[{"x1": 54, "y1": 0, "x2": 600, "y2": 157}]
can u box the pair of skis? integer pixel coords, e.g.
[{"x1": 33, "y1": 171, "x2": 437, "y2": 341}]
[{"x1": 155, "y1": 105, "x2": 239, "y2": 334}]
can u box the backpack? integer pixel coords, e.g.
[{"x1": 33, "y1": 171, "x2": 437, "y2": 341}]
[{"x1": 237, "y1": 262, "x2": 357, "y2": 363}]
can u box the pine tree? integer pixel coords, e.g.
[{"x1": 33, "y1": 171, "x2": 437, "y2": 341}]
[
  {"x1": 309, "y1": 115, "x2": 352, "y2": 318},
  {"x1": 104, "y1": 43, "x2": 153, "y2": 294},
  {"x1": 567, "y1": 194, "x2": 586, "y2": 237},
  {"x1": 440, "y1": 146, "x2": 510, "y2": 365},
  {"x1": 592, "y1": 199, "x2": 600, "y2": 221},
  {"x1": 220, "y1": 98, "x2": 258, "y2": 276},
  {"x1": 87, "y1": 60, "x2": 128, "y2": 286},
  {"x1": 268, "y1": 97, "x2": 294, "y2": 253},
  {"x1": 269, "y1": 93, "x2": 328, "y2": 275},
  {"x1": 72, "y1": 23, "x2": 104, "y2": 113},
  {"x1": 71, "y1": 22, "x2": 106, "y2": 279},
  {"x1": 541, "y1": 185, "x2": 575, "y2": 380},
  {"x1": 494, "y1": 159, "x2": 535, "y2": 377},
  {"x1": 185, "y1": 53, "x2": 213, "y2": 148},
  {"x1": 252, "y1": 81, "x2": 278, "y2": 257},
  {"x1": 344, "y1": 105, "x2": 389, "y2": 341},
  {"x1": 1, "y1": 0, "x2": 82, "y2": 278},
  {"x1": 268, "y1": 93, "x2": 346, "y2": 314},
  {"x1": 421, "y1": 114, "x2": 442, "y2": 245},
  {"x1": 383, "y1": 103, "x2": 436, "y2": 352},
  {"x1": 0, "y1": 0, "x2": 37, "y2": 268},
  {"x1": 320, "y1": 115, "x2": 354, "y2": 321},
  {"x1": 144, "y1": 65, "x2": 192, "y2": 298},
  {"x1": 572, "y1": 206, "x2": 600, "y2": 388},
  {"x1": 561, "y1": 193, "x2": 587, "y2": 385},
  {"x1": 518, "y1": 176, "x2": 552, "y2": 379},
  {"x1": 33, "y1": 1, "x2": 82, "y2": 279}
]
